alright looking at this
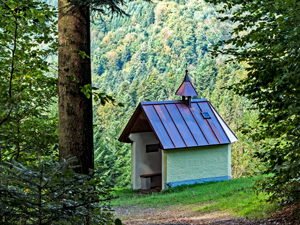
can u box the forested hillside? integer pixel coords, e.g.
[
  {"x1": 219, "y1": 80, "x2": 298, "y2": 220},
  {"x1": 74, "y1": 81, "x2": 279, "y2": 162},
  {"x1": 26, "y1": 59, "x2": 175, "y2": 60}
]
[
  {"x1": 44, "y1": 0, "x2": 261, "y2": 187},
  {"x1": 3, "y1": 0, "x2": 297, "y2": 223},
  {"x1": 88, "y1": 0, "x2": 262, "y2": 187}
]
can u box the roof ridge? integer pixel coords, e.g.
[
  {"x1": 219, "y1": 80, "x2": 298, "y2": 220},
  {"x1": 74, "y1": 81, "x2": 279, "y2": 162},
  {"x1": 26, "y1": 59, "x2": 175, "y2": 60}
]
[{"x1": 140, "y1": 99, "x2": 208, "y2": 105}]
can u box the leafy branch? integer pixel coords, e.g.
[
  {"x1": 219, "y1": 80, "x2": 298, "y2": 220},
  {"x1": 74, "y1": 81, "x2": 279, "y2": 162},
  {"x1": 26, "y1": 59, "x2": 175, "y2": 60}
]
[
  {"x1": 74, "y1": 50, "x2": 90, "y2": 59},
  {"x1": 0, "y1": 12, "x2": 18, "y2": 127},
  {"x1": 66, "y1": 75, "x2": 124, "y2": 107}
]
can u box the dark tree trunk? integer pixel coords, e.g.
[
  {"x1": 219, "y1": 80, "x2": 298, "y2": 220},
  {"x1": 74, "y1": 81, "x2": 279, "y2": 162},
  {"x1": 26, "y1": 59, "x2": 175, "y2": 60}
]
[{"x1": 58, "y1": 0, "x2": 94, "y2": 174}]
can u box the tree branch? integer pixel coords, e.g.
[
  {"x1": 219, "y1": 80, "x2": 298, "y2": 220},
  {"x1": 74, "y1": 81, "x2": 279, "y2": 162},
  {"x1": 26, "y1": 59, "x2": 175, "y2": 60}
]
[
  {"x1": 9, "y1": 20, "x2": 18, "y2": 99},
  {"x1": 0, "y1": 107, "x2": 12, "y2": 127},
  {"x1": 0, "y1": 142, "x2": 2, "y2": 166},
  {"x1": 0, "y1": 43, "x2": 12, "y2": 51},
  {"x1": 0, "y1": 16, "x2": 18, "y2": 128}
]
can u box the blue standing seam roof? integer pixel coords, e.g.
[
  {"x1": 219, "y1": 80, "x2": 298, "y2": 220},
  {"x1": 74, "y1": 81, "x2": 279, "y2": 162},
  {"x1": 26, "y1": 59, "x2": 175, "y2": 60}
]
[{"x1": 118, "y1": 99, "x2": 238, "y2": 150}]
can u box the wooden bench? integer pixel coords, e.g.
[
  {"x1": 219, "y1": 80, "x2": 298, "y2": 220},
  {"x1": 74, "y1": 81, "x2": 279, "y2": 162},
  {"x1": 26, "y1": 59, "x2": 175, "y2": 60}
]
[
  {"x1": 140, "y1": 172, "x2": 162, "y2": 178},
  {"x1": 140, "y1": 173, "x2": 162, "y2": 190}
]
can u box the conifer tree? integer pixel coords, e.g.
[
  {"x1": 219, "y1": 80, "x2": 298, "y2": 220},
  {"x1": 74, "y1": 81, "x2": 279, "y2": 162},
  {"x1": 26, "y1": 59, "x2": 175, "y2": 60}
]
[{"x1": 58, "y1": 0, "x2": 150, "y2": 174}]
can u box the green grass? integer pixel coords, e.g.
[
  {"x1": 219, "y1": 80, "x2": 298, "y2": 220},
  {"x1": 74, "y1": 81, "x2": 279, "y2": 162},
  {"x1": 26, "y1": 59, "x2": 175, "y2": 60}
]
[{"x1": 111, "y1": 177, "x2": 281, "y2": 219}]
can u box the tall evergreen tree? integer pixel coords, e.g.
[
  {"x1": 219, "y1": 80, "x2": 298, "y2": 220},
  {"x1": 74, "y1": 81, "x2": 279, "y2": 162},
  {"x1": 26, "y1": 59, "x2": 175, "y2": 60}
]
[
  {"x1": 58, "y1": 0, "x2": 93, "y2": 174},
  {"x1": 58, "y1": 0, "x2": 150, "y2": 174}
]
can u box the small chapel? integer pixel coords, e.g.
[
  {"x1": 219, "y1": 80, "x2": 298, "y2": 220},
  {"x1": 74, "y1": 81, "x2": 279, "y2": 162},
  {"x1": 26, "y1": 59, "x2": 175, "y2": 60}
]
[{"x1": 118, "y1": 70, "x2": 238, "y2": 190}]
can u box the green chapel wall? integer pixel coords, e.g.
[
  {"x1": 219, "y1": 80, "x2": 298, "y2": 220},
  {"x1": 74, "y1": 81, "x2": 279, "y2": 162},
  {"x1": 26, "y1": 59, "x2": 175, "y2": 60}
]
[{"x1": 165, "y1": 144, "x2": 231, "y2": 183}]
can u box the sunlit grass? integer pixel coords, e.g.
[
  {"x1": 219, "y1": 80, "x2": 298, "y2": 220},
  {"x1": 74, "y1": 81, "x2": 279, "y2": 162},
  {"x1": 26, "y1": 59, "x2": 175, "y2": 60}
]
[{"x1": 111, "y1": 177, "x2": 281, "y2": 219}]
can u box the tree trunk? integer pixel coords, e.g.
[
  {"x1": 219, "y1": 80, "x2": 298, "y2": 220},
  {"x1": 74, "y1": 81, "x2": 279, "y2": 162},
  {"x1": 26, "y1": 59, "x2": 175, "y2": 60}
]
[{"x1": 58, "y1": 0, "x2": 94, "y2": 174}]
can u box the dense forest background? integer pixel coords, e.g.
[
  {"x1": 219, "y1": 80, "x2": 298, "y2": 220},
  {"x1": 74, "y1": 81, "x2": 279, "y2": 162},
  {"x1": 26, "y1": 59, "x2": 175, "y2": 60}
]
[
  {"x1": 2, "y1": 0, "x2": 299, "y2": 223},
  {"x1": 46, "y1": 0, "x2": 262, "y2": 187}
]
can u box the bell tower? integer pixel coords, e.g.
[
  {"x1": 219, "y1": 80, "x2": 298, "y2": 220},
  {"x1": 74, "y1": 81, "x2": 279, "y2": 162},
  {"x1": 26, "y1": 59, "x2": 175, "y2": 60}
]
[{"x1": 175, "y1": 69, "x2": 198, "y2": 107}]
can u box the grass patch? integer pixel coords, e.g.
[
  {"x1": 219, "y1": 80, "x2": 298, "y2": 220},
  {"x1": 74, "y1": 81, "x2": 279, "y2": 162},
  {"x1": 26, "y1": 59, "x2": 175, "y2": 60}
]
[{"x1": 112, "y1": 177, "x2": 281, "y2": 219}]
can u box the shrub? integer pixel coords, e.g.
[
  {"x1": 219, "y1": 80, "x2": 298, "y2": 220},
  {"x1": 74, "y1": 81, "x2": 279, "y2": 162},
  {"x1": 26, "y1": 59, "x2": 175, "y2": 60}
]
[{"x1": 0, "y1": 157, "x2": 122, "y2": 225}]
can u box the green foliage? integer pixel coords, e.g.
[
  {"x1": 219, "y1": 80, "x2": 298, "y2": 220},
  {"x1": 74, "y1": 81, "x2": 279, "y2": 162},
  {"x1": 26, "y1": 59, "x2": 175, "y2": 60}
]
[
  {"x1": 205, "y1": 0, "x2": 300, "y2": 203},
  {"x1": 66, "y1": 74, "x2": 124, "y2": 106},
  {"x1": 0, "y1": 157, "x2": 120, "y2": 224},
  {"x1": 94, "y1": 119, "x2": 131, "y2": 188},
  {"x1": 74, "y1": 50, "x2": 90, "y2": 59},
  {"x1": 0, "y1": 0, "x2": 58, "y2": 164}
]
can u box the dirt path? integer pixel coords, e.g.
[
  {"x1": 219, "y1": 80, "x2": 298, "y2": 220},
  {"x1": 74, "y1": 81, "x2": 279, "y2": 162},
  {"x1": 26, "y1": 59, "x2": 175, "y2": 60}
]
[{"x1": 113, "y1": 204, "x2": 284, "y2": 225}]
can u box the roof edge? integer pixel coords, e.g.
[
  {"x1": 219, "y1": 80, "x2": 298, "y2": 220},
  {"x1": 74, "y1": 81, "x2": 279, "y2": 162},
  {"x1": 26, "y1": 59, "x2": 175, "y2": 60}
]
[
  {"x1": 140, "y1": 99, "x2": 208, "y2": 105},
  {"x1": 118, "y1": 103, "x2": 142, "y2": 142},
  {"x1": 162, "y1": 142, "x2": 232, "y2": 150},
  {"x1": 118, "y1": 104, "x2": 165, "y2": 149},
  {"x1": 209, "y1": 102, "x2": 238, "y2": 143}
]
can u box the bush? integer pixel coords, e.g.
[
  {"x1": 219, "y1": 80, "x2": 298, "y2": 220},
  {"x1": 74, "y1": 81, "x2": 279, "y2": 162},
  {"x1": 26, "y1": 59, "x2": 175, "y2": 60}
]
[{"x1": 0, "y1": 157, "x2": 122, "y2": 225}]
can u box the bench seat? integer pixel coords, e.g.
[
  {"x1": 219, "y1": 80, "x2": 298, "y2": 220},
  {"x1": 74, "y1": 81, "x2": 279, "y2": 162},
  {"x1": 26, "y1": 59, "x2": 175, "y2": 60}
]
[{"x1": 140, "y1": 173, "x2": 162, "y2": 190}]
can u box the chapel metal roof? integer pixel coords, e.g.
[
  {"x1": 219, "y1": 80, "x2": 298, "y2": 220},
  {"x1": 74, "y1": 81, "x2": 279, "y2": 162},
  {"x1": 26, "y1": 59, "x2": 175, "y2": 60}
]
[{"x1": 118, "y1": 99, "x2": 238, "y2": 150}]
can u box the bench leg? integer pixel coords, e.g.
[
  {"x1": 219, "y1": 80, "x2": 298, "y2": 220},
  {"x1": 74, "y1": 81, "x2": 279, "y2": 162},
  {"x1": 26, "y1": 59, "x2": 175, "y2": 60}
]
[{"x1": 141, "y1": 177, "x2": 151, "y2": 190}]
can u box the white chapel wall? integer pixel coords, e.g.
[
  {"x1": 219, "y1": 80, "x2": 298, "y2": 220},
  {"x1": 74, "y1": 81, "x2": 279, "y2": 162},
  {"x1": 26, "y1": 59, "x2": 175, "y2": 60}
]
[{"x1": 129, "y1": 132, "x2": 161, "y2": 189}]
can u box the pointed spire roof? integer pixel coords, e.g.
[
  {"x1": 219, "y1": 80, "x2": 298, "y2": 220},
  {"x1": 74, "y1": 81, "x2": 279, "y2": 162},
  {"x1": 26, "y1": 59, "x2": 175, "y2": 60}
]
[{"x1": 175, "y1": 70, "x2": 198, "y2": 97}]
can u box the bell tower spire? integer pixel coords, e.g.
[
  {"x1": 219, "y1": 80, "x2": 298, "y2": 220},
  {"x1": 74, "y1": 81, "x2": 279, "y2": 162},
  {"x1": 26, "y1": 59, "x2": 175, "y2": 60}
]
[{"x1": 175, "y1": 69, "x2": 198, "y2": 107}]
